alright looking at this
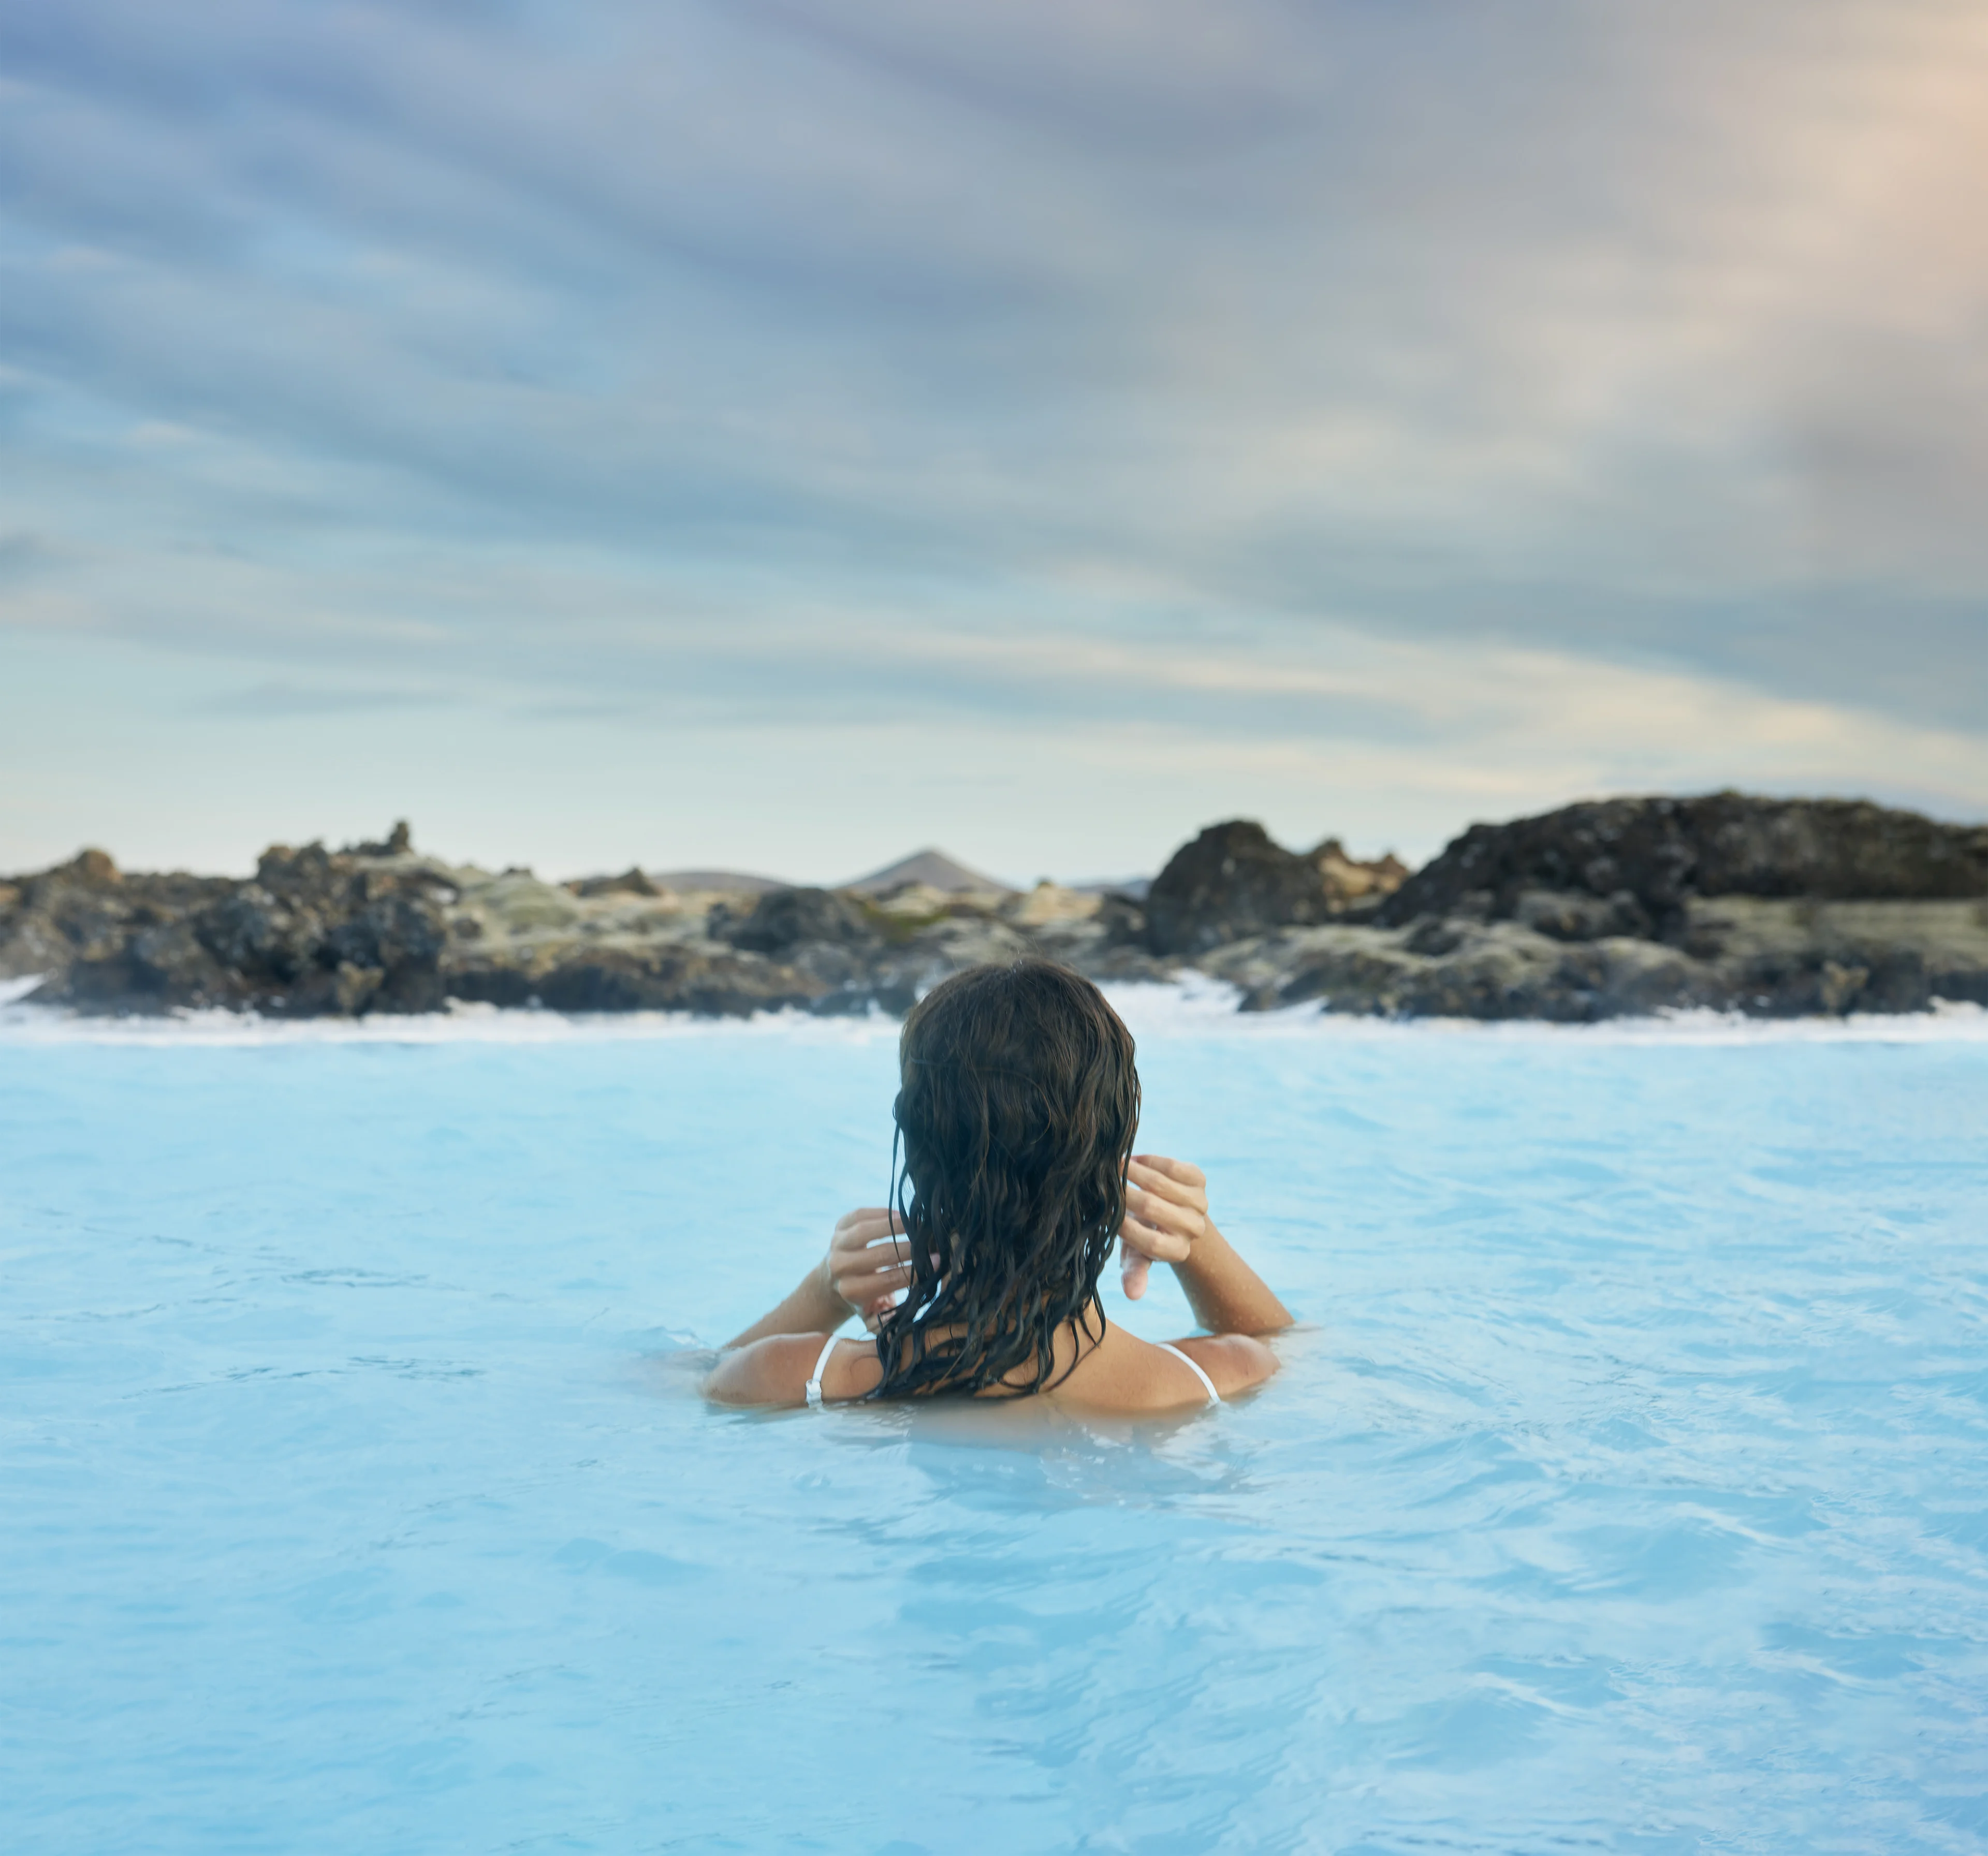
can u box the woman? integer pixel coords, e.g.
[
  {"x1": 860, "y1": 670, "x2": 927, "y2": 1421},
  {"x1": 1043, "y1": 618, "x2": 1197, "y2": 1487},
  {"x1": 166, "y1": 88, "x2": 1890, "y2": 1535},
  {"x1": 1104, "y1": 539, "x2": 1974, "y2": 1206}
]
[{"x1": 706, "y1": 958, "x2": 1291, "y2": 1411}]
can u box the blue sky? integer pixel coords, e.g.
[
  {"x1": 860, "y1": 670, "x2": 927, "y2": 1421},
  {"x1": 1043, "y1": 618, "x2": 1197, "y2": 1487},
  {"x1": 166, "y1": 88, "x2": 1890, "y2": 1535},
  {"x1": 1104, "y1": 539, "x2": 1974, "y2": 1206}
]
[{"x1": 3, "y1": 0, "x2": 1985, "y2": 883}]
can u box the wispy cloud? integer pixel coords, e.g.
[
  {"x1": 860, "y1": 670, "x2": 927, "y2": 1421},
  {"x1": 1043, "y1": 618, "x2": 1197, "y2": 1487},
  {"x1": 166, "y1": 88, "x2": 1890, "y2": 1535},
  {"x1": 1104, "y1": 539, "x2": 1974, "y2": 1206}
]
[
  {"x1": 194, "y1": 681, "x2": 457, "y2": 719},
  {"x1": 1, "y1": 0, "x2": 1984, "y2": 873},
  {"x1": 0, "y1": 528, "x2": 64, "y2": 580}
]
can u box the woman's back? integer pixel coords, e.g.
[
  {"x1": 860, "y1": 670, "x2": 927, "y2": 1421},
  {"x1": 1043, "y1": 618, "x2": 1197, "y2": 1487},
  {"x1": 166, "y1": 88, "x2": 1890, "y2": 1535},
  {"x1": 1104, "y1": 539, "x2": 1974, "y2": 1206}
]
[
  {"x1": 705, "y1": 961, "x2": 1290, "y2": 1411},
  {"x1": 767, "y1": 1291, "x2": 1278, "y2": 1413}
]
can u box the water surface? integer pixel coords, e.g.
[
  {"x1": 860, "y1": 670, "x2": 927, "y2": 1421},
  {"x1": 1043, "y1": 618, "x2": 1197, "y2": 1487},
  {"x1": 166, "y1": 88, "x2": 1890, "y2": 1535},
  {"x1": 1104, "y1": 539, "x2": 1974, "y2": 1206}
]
[{"x1": 3, "y1": 1000, "x2": 1985, "y2": 1852}]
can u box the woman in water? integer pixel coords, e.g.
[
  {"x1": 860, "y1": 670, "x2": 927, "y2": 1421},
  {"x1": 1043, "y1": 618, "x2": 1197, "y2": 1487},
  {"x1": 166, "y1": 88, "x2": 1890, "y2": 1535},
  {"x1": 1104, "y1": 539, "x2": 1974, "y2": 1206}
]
[{"x1": 707, "y1": 958, "x2": 1291, "y2": 1411}]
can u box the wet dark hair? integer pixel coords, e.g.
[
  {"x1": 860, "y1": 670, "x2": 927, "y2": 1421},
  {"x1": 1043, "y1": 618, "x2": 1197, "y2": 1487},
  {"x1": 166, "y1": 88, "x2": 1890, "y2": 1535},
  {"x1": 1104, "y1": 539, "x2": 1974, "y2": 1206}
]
[{"x1": 873, "y1": 958, "x2": 1140, "y2": 1399}]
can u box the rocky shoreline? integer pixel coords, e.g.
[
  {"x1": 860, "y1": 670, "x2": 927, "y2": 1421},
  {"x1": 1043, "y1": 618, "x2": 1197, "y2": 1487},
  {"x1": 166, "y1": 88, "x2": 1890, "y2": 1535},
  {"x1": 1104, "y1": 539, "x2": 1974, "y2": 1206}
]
[{"x1": 4, "y1": 796, "x2": 1985, "y2": 1023}]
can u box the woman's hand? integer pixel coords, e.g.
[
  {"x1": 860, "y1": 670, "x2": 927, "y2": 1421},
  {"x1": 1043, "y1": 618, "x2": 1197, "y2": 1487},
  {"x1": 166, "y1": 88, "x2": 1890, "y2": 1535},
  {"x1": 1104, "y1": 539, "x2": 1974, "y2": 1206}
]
[
  {"x1": 1118, "y1": 1155, "x2": 1208, "y2": 1300},
  {"x1": 823, "y1": 1207, "x2": 912, "y2": 1331}
]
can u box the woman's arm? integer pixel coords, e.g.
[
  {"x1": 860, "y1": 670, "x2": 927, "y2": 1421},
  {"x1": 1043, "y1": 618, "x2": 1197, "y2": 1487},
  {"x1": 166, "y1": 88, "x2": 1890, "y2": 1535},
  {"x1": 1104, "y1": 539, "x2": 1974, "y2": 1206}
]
[
  {"x1": 704, "y1": 1209, "x2": 910, "y2": 1404},
  {"x1": 721, "y1": 1264, "x2": 848, "y2": 1350},
  {"x1": 721, "y1": 1207, "x2": 909, "y2": 1348},
  {"x1": 704, "y1": 1331, "x2": 884, "y2": 1406},
  {"x1": 1170, "y1": 1217, "x2": 1293, "y2": 1337},
  {"x1": 1122, "y1": 1156, "x2": 1293, "y2": 1335}
]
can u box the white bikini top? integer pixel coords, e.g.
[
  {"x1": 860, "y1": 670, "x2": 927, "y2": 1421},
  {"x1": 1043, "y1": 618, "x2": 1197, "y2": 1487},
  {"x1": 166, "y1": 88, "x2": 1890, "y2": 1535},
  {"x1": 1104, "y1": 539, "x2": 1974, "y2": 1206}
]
[
  {"x1": 805, "y1": 1332, "x2": 842, "y2": 1409},
  {"x1": 803, "y1": 1334, "x2": 1221, "y2": 1408},
  {"x1": 1153, "y1": 1341, "x2": 1223, "y2": 1406}
]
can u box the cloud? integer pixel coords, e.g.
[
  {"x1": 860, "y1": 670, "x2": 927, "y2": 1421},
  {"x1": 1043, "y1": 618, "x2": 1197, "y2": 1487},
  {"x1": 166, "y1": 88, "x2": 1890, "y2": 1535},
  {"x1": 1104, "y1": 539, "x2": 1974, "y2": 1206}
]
[
  {"x1": 194, "y1": 680, "x2": 457, "y2": 718},
  {"x1": 1, "y1": 0, "x2": 1984, "y2": 872},
  {"x1": 0, "y1": 528, "x2": 64, "y2": 580}
]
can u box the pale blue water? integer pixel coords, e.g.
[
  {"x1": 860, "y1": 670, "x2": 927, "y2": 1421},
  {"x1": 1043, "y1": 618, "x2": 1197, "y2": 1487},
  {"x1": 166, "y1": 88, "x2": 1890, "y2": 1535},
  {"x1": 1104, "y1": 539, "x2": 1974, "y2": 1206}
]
[{"x1": 3, "y1": 1000, "x2": 1986, "y2": 1853}]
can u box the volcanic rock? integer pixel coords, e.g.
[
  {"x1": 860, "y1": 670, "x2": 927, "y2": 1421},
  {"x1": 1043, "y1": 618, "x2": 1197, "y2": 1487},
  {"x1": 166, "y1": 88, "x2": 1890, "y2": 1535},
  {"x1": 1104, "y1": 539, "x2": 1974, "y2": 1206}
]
[
  {"x1": 7, "y1": 793, "x2": 1984, "y2": 1022},
  {"x1": 567, "y1": 867, "x2": 664, "y2": 899},
  {"x1": 1380, "y1": 794, "x2": 1988, "y2": 938},
  {"x1": 712, "y1": 886, "x2": 880, "y2": 956},
  {"x1": 1311, "y1": 839, "x2": 1410, "y2": 909},
  {"x1": 1145, "y1": 821, "x2": 1404, "y2": 955},
  {"x1": 447, "y1": 944, "x2": 826, "y2": 1016},
  {"x1": 9, "y1": 828, "x2": 452, "y2": 1015},
  {"x1": 1144, "y1": 823, "x2": 1327, "y2": 955}
]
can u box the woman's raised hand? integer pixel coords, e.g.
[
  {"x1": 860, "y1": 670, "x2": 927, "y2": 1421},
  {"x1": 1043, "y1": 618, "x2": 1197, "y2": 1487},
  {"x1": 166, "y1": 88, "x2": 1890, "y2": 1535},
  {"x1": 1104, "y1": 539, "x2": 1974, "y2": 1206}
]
[
  {"x1": 1119, "y1": 1155, "x2": 1209, "y2": 1300},
  {"x1": 823, "y1": 1207, "x2": 912, "y2": 1330}
]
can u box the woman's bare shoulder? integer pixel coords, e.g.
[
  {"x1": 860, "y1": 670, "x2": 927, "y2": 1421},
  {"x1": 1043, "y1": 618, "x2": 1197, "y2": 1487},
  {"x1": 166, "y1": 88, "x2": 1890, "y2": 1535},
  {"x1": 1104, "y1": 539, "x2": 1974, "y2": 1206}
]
[
  {"x1": 1165, "y1": 1333, "x2": 1279, "y2": 1398},
  {"x1": 703, "y1": 1333, "x2": 883, "y2": 1407},
  {"x1": 1050, "y1": 1325, "x2": 1276, "y2": 1412}
]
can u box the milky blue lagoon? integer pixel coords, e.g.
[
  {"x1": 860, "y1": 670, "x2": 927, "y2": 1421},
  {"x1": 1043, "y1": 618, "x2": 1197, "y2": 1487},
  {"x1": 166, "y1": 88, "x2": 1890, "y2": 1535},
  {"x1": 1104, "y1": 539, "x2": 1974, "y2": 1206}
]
[{"x1": 4, "y1": 996, "x2": 1985, "y2": 1853}]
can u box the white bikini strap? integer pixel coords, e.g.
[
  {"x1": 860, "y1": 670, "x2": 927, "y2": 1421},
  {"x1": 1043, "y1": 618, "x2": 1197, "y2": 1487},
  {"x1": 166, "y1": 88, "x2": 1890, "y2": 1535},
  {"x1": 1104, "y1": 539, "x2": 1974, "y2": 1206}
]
[
  {"x1": 1156, "y1": 1341, "x2": 1221, "y2": 1406},
  {"x1": 804, "y1": 1332, "x2": 841, "y2": 1409}
]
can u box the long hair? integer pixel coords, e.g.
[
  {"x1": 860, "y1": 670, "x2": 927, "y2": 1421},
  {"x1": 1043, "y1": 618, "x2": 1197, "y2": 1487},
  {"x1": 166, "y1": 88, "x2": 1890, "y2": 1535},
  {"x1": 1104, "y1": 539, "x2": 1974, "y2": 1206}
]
[{"x1": 873, "y1": 958, "x2": 1141, "y2": 1398}]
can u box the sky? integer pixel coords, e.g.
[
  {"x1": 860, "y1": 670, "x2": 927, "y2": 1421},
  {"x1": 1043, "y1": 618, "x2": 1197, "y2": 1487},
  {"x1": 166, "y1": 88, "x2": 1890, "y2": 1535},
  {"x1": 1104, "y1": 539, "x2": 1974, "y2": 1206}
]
[{"x1": 3, "y1": 0, "x2": 1985, "y2": 885}]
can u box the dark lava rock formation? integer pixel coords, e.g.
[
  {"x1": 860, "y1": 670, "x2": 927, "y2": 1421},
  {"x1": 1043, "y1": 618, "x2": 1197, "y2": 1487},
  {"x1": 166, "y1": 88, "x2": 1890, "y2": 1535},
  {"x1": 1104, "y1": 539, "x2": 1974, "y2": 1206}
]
[
  {"x1": 1145, "y1": 821, "x2": 1407, "y2": 955},
  {"x1": 0, "y1": 826, "x2": 1163, "y2": 1020},
  {"x1": 4, "y1": 795, "x2": 1984, "y2": 1022},
  {"x1": 1195, "y1": 794, "x2": 1988, "y2": 1020},
  {"x1": 1379, "y1": 794, "x2": 1988, "y2": 935},
  {"x1": 0, "y1": 839, "x2": 452, "y2": 1016},
  {"x1": 712, "y1": 885, "x2": 879, "y2": 956}
]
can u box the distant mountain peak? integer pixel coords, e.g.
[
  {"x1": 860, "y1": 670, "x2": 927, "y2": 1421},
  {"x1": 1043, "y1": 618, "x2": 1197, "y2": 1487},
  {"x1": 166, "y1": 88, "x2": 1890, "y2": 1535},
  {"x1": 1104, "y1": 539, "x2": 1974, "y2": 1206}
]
[{"x1": 844, "y1": 848, "x2": 1015, "y2": 896}]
